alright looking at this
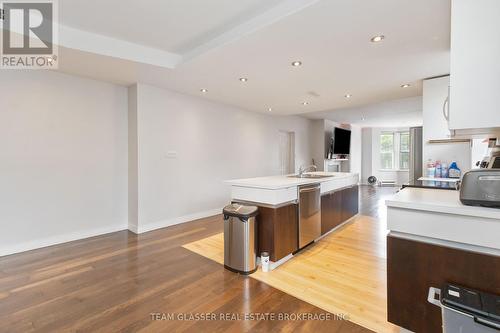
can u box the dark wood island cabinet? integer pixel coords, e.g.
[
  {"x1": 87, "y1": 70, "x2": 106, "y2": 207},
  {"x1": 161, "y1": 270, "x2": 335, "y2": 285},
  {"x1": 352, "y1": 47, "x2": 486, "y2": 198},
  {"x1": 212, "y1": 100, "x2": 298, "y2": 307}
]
[
  {"x1": 252, "y1": 184, "x2": 359, "y2": 262},
  {"x1": 322, "y1": 185, "x2": 359, "y2": 235},
  {"x1": 228, "y1": 173, "x2": 360, "y2": 264}
]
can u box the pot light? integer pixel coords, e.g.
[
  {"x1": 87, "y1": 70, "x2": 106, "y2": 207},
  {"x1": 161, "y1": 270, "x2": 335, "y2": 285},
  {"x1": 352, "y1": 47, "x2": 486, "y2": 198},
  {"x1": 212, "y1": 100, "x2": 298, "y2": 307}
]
[
  {"x1": 239, "y1": 77, "x2": 248, "y2": 82},
  {"x1": 401, "y1": 83, "x2": 411, "y2": 88},
  {"x1": 344, "y1": 94, "x2": 352, "y2": 98},
  {"x1": 291, "y1": 61, "x2": 302, "y2": 67},
  {"x1": 200, "y1": 88, "x2": 208, "y2": 93},
  {"x1": 370, "y1": 35, "x2": 385, "y2": 43},
  {"x1": 302, "y1": 101, "x2": 309, "y2": 106},
  {"x1": 268, "y1": 107, "x2": 272, "y2": 112}
]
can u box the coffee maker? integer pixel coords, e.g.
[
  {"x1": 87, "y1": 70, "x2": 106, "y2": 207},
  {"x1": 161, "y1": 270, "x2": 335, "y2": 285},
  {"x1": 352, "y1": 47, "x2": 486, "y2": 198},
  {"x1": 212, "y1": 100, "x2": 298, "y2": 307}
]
[{"x1": 477, "y1": 138, "x2": 500, "y2": 169}]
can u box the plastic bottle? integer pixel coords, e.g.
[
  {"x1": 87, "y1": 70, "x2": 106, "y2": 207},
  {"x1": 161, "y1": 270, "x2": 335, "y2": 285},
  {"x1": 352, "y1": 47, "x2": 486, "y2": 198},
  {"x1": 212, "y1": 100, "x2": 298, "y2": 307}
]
[
  {"x1": 448, "y1": 161, "x2": 461, "y2": 178},
  {"x1": 441, "y1": 162, "x2": 449, "y2": 179},
  {"x1": 435, "y1": 161, "x2": 442, "y2": 179},
  {"x1": 261, "y1": 252, "x2": 270, "y2": 272},
  {"x1": 426, "y1": 159, "x2": 436, "y2": 178}
]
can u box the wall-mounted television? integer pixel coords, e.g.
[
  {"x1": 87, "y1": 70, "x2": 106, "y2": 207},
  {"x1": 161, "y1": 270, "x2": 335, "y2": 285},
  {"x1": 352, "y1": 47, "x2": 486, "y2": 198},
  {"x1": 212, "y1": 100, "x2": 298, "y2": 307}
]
[{"x1": 333, "y1": 127, "x2": 351, "y2": 154}]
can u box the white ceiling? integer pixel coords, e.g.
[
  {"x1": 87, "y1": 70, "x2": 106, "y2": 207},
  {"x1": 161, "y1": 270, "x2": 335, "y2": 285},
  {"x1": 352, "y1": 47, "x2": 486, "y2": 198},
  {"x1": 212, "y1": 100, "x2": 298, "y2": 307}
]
[
  {"x1": 52, "y1": 0, "x2": 451, "y2": 116},
  {"x1": 59, "y1": 0, "x2": 285, "y2": 53}
]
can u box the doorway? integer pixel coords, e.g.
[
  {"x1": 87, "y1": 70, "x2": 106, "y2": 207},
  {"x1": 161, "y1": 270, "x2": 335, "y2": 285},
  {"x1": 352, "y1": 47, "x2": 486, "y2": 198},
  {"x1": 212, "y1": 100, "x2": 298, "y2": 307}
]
[{"x1": 279, "y1": 131, "x2": 295, "y2": 175}]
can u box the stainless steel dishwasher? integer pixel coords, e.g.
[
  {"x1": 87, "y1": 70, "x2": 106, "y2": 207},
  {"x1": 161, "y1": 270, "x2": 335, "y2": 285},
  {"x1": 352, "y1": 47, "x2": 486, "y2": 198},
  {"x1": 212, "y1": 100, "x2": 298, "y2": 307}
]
[{"x1": 298, "y1": 183, "x2": 321, "y2": 248}]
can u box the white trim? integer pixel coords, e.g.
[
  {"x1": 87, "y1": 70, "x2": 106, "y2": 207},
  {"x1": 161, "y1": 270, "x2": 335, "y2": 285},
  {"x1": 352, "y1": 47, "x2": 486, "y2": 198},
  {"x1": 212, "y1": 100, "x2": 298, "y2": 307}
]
[
  {"x1": 388, "y1": 231, "x2": 500, "y2": 257},
  {"x1": 183, "y1": 0, "x2": 321, "y2": 61},
  {"x1": 132, "y1": 208, "x2": 222, "y2": 234},
  {"x1": 269, "y1": 253, "x2": 293, "y2": 270},
  {"x1": 128, "y1": 223, "x2": 139, "y2": 234},
  {"x1": 59, "y1": 25, "x2": 182, "y2": 69},
  {"x1": 0, "y1": 223, "x2": 127, "y2": 257}
]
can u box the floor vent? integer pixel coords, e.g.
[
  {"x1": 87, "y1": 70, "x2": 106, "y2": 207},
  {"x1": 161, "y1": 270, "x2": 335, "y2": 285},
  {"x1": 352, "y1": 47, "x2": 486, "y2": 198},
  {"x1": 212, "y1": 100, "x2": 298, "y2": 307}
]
[{"x1": 379, "y1": 181, "x2": 397, "y2": 187}]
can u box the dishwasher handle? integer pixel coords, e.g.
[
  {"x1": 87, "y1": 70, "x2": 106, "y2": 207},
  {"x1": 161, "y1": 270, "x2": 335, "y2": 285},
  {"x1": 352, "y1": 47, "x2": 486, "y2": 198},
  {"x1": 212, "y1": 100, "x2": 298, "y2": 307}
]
[{"x1": 299, "y1": 185, "x2": 320, "y2": 193}]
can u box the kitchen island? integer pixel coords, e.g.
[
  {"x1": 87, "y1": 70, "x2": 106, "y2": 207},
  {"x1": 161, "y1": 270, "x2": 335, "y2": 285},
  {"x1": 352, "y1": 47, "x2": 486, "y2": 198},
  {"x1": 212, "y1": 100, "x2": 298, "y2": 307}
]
[
  {"x1": 385, "y1": 187, "x2": 500, "y2": 333},
  {"x1": 226, "y1": 172, "x2": 359, "y2": 265}
]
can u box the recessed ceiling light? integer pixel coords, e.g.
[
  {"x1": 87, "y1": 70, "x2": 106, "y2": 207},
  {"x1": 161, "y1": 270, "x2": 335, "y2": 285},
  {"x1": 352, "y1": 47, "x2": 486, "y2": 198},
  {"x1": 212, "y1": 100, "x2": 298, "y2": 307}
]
[
  {"x1": 302, "y1": 101, "x2": 309, "y2": 106},
  {"x1": 401, "y1": 83, "x2": 411, "y2": 88},
  {"x1": 268, "y1": 107, "x2": 272, "y2": 112},
  {"x1": 239, "y1": 77, "x2": 248, "y2": 82},
  {"x1": 200, "y1": 88, "x2": 208, "y2": 93},
  {"x1": 370, "y1": 35, "x2": 385, "y2": 43},
  {"x1": 361, "y1": 117, "x2": 366, "y2": 121},
  {"x1": 344, "y1": 94, "x2": 352, "y2": 98},
  {"x1": 291, "y1": 61, "x2": 302, "y2": 67}
]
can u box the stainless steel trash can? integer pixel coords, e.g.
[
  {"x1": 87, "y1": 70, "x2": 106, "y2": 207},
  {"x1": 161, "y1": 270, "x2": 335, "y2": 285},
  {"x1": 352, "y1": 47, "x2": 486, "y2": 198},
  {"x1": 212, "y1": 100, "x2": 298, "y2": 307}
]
[
  {"x1": 428, "y1": 284, "x2": 500, "y2": 332},
  {"x1": 223, "y1": 203, "x2": 258, "y2": 275}
]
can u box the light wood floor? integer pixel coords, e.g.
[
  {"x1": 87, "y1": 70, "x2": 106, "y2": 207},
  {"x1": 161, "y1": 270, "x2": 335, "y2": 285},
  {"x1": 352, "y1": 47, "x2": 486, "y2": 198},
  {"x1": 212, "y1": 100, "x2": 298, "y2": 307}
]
[
  {"x1": 184, "y1": 214, "x2": 399, "y2": 333},
  {"x1": 0, "y1": 185, "x2": 396, "y2": 333}
]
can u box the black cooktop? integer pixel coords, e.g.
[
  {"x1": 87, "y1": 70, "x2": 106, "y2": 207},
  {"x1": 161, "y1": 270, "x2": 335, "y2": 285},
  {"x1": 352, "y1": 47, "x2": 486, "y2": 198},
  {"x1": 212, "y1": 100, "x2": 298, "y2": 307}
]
[{"x1": 402, "y1": 179, "x2": 460, "y2": 191}]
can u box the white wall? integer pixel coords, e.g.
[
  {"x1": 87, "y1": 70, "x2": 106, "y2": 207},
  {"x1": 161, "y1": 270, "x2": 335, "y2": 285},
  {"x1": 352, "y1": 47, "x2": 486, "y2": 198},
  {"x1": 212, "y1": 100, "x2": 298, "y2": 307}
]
[
  {"x1": 128, "y1": 85, "x2": 139, "y2": 231},
  {"x1": 130, "y1": 83, "x2": 314, "y2": 232},
  {"x1": 0, "y1": 71, "x2": 128, "y2": 256},
  {"x1": 0, "y1": 72, "x2": 364, "y2": 253},
  {"x1": 361, "y1": 128, "x2": 373, "y2": 183},
  {"x1": 320, "y1": 119, "x2": 362, "y2": 175},
  {"x1": 310, "y1": 119, "x2": 326, "y2": 170},
  {"x1": 361, "y1": 127, "x2": 410, "y2": 185},
  {"x1": 349, "y1": 125, "x2": 362, "y2": 176}
]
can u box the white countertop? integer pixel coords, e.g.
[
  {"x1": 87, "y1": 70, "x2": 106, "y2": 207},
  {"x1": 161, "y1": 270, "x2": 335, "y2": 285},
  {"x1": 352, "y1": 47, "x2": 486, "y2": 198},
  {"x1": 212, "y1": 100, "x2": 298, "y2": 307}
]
[
  {"x1": 386, "y1": 187, "x2": 500, "y2": 252},
  {"x1": 386, "y1": 187, "x2": 500, "y2": 220},
  {"x1": 227, "y1": 172, "x2": 359, "y2": 206},
  {"x1": 418, "y1": 177, "x2": 460, "y2": 183},
  {"x1": 226, "y1": 172, "x2": 357, "y2": 190}
]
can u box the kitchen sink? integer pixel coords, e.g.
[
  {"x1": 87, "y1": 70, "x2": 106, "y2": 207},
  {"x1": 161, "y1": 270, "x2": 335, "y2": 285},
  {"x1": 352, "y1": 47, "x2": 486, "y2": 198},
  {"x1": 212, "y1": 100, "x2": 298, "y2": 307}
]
[{"x1": 288, "y1": 174, "x2": 334, "y2": 179}]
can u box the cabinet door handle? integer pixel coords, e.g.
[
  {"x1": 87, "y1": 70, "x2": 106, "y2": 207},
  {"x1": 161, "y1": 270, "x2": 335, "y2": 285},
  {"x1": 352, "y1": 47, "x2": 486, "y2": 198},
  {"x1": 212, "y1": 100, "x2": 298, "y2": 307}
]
[{"x1": 442, "y1": 96, "x2": 449, "y2": 121}]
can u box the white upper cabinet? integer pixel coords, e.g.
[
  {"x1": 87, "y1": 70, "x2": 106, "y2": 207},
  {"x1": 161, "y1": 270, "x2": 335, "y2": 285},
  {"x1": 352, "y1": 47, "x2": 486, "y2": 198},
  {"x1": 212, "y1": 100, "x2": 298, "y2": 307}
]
[
  {"x1": 423, "y1": 76, "x2": 451, "y2": 140},
  {"x1": 449, "y1": 0, "x2": 500, "y2": 131}
]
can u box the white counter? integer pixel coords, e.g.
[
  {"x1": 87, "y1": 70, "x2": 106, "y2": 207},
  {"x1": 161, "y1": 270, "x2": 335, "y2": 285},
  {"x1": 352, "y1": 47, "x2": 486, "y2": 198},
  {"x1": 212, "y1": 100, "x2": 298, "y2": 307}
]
[
  {"x1": 227, "y1": 172, "x2": 359, "y2": 206},
  {"x1": 386, "y1": 187, "x2": 500, "y2": 220},
  {"x1": 386, "y1": 187, "x2": 500, "y2": 254}
]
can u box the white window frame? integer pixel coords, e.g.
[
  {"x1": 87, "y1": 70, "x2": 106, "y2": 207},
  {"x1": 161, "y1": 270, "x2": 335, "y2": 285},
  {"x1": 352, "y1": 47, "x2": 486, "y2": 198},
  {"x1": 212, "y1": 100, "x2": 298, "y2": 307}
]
[
  {"x1": 379, "y1": 131, "x2": 409, "y2": 171},
  {"x1": 380, "y1": 132, "x2": 395, "y2": 170}
]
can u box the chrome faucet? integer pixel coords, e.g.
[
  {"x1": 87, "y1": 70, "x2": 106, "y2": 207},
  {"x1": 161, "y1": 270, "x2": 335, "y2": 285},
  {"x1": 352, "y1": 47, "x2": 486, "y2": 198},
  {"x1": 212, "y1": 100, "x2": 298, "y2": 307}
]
[{"x1": 298, "y1": 165, "x2": 317, "y2": 177}]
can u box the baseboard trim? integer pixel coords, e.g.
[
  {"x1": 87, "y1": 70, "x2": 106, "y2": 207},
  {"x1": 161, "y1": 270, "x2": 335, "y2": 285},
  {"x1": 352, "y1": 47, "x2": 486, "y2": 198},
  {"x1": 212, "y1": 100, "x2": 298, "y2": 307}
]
[
  {"x1": 0, "y1": 223, "x2": 127, "y2": 257},
  {"x1": 133, "y1": 208, "x2": 222, "y2": 234}
]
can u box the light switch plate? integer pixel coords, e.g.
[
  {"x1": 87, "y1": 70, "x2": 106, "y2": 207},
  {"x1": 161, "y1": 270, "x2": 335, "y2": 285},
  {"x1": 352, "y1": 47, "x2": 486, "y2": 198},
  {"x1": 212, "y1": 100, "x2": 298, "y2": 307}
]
[{"x1": 165, "y1": 151, "x2": 178, "y2": 159}]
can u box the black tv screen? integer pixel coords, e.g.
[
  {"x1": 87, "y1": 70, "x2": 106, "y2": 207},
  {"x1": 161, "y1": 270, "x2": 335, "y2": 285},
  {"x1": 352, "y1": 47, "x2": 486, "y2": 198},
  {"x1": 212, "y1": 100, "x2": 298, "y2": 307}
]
[{"x1": 333, "y1": 127, "x2": 351, "y2": 154}]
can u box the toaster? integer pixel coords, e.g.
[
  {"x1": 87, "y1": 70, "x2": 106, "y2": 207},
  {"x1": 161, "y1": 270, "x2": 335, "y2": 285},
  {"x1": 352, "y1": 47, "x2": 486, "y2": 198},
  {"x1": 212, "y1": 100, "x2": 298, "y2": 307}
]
[{"x1": 460, "y1": 169, "x2": 500, "y2": 208}]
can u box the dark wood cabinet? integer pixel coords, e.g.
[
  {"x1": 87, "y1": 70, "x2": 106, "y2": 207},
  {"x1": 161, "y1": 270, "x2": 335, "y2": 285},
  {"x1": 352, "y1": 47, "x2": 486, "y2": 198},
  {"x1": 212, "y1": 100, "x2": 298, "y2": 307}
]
[
  {"x1": 321, "y1": 190, "x2": 342, "y2": 234},
  {"x1": 253, "y1": 185, "x2": 359, "y2": 262},
  {"x1": 321, "y1": 185, "x2": 359, "y2": 235},
  {"x1": 387, "y1": 236, "x2": 500, "y2": 333},
  {"x1": 341, "y1": 185, "x2": 359, "y2": 222},
  {"x1": 257, "y1": 204, "x2": 298, "y2": 262}
]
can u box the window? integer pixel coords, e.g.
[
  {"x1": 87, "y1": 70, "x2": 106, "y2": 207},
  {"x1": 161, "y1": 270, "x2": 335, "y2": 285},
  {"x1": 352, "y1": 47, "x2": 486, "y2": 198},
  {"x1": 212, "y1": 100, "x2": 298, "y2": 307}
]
[
  {"x1": 399, "y1": 132, "x2": 410, "y2": 170},
  {"x1": 380, "y1": 133, "x2": 394, "y2": 169},
  {"x1": 379, "y1": 131, "x2": 410, "y2": 170}
]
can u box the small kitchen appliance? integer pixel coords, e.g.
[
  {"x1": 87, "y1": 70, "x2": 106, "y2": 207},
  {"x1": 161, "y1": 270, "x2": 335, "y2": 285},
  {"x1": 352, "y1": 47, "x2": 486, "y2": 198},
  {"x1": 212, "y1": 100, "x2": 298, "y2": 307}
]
[
  {"x1": 477, "y1": 138, "x2": 500, "y2": 169},
  {"x1": 460, "y1": 169, "x2": 500, "y2": 207}
]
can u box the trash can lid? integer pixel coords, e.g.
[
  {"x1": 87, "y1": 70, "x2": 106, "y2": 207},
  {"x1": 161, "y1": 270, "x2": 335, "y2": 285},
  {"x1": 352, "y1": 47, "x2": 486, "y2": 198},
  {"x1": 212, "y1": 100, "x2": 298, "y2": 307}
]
[{"x1": 223, "y1": 203, "x2": 258, "y2": 219}]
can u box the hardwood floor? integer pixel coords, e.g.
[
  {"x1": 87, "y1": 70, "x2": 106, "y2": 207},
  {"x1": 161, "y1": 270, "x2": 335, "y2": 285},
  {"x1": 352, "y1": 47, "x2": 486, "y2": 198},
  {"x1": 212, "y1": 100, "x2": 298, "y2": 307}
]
[
  {"x1": 0, "y1": 185, "x2": 393, "y2": 333},
  {"x1": 184, "y1": 186, "x2": 400, "y2": 333}
]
